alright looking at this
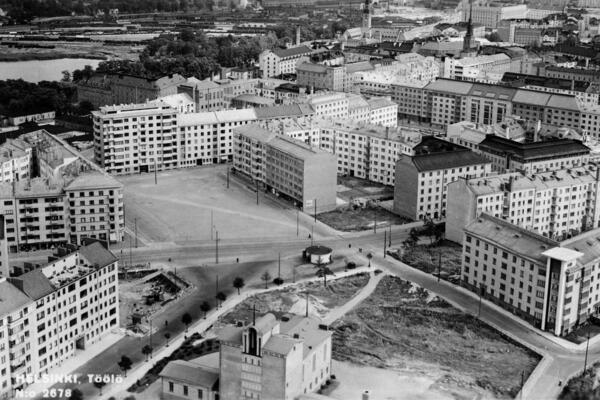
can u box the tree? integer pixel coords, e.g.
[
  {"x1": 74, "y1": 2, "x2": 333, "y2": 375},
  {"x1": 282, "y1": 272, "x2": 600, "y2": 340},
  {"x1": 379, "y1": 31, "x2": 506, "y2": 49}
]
[
  {"x1": 164, "y1": 332, "x2": 171, "y2": 347},
  {"x1": 486, "y1": 32, "x2": 503, "y2": 42},
  {"x1": 93, "y1": 380, "x2": 106, "y2": 395},
  {"x1": 200, "y1": 301, "x2": 210, "y2": 319},
  {"x1": 233, "y1": 277, "x2": 245, "y2": 295},
  {"x1": 142, "y1": 344, "x2": 153, "y2": 361},
  {"x1": 182, "y1": 313, "x2": 192, "y2": 332},
  {"x1": 261, "y1": 271, "x2": 272, "y2": 289},
  {"x1": 61, "y1": 70, "x2": 71, "y2": 82},
  {"x1": 216, "y1": 291, "x2": 227, "y2": 307},
  {"x1": 118, "y1": 355, "x2": 132, "y2": 377},
  {"x1": 314, "y1": 260, "x2": 333, "y2": 287}
]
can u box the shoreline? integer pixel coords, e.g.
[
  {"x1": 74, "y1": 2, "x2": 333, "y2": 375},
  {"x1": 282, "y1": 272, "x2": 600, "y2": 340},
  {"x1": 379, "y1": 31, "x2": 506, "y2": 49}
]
[{"x1": 0, "y1": 53, "x2": 108, "y2": 62}]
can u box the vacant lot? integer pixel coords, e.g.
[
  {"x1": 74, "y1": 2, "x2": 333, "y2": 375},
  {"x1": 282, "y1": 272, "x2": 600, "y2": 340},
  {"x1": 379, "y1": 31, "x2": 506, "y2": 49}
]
[
  {"x1": 337, "y1": 176, "x2": 394, "y2": 203},
  {"x1": 218, "y1": 273, "x2": 370, "y2": 326},
  {"x1": 119, "y1": 166, "x2": 304, "y2": 244},
  {"x1": 398, "y1": 240, "x2": 463, "y2": 279},
  {"x1": 332, "y1": 276, "x2": 540, "y2": 399},
  {"x1": 318, "y1": 205, "x2": 411, "y2": 231}
]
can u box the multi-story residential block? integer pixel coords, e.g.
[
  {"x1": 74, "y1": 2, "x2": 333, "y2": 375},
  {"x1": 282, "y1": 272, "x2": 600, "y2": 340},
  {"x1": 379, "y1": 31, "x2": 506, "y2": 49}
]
[
  {"x1": 462, "y1": 4, "x2": 528, "y2": 28},
  {"x1": 77, "y1": 73, "x2": 186, "y2": 108},
  {"x1": 366, "y1": 97, "x2": 398, "y2": 127},
  {"x1": 93, "y1": 103, "x2": 179, "y2": 175},
  {"x1": 443, "y1": 54, "x2": 513, "y2": 80},
  {"x1": 478, "y1": 135, "x2": 590, "y2": 173},
  {"x1": 393, "y1": 137, "x2": 491, "y2": 220},
  {"x1": 543, "y1": 66, "x2": 600, "y2": 83},
  {"x1": 0, "y1": 241, "x2": 119, "y2": 397},
  {"x1": 306, "y1": 93, "x2": 350, "y2": 120},
  {"x1": 461, "y1": 213, "x2": 600, "y2": 336},
  {"x1": 297, "y1": 63, "x2": 346, "y2": 92},
  {"x1": 233, "y1": 124, "x2": 337, "y2": 213},
  {"x1": 446, "y1": 165, "x2": 600, "y2": 243},
  {"x1": 150, "y1": 93, "x2": 195, "y2": 114},
  {"x1": 0, "y1": 130, "x2": 124, "y2": 252},
  {"x1": 259, "y1": 46, "x2": 313, "y2": 78},
  {"x1": 446, "y1": 118, "x2": 527, "y2": 151},
  {"x1": 160, "y1": 358, "x2": 219, "y2": 400},
  {"x1": 0, "y1": 139, "x2": 32, "y2": 183}
]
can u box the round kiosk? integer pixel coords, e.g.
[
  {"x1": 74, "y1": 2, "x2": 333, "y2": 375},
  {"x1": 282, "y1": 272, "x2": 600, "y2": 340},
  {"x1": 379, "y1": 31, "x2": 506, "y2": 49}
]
[{"x1": 304, "y1": 245, "x2": 333, "y2": 265}]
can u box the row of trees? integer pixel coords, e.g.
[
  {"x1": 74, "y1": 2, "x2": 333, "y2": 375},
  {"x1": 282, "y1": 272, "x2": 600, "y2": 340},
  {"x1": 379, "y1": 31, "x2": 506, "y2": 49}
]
[{"x1": 0, "y1": 79, "x2": 94, "y2": 118}]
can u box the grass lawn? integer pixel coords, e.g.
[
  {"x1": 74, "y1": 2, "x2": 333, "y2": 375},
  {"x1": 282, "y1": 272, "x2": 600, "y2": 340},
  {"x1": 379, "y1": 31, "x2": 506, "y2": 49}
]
[
  {"x1": 318, "y1": 205, "x2": 411, "y2": 231},
  {"x1": 397, "y1": 240, "x2": 463, "y2": 279},
  {"x1": 332, "y1": 276, "x2": 541, "y2": 399}
]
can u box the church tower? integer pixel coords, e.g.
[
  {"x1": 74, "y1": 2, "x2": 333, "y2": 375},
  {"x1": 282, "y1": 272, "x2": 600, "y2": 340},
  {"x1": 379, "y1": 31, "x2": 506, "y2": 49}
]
[
  {"x1": 462, "y1": 0, "x2": 476, "y2": 55},
  {"x1": 363, "y1": 0, "x2": 372, "y2": 34}
]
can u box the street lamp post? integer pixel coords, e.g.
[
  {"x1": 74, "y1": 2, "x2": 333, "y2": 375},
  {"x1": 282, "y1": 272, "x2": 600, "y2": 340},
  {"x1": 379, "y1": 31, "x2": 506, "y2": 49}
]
[
  {"x1": 584, "y1": 331, "x2": 591, "y2": 373},
  {"x1": 215, "y1": 231, "x2": 219, "y2": 264}
]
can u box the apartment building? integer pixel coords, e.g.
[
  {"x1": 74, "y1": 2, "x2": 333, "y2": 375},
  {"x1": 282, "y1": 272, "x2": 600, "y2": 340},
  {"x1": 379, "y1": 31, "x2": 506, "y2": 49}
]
[
  {"x1": 296, "y1": 63, "x2": 346, "y2": 92},
  {"x1": 393, "y1": 137, "x2": 491, "y2": 220},
  {"x1": 0, "y1": 139, "x2": 31, "y2": 183},
  {"x1": 233, "y1": 125, "x2": 337, "y2": 213},
  {"x1": 443, "y1": 54, "x2": 513, "y2": 80},
  {"x1": 0, "y1": 130, "x2": 124, "y2": 253},
  {"x1": 478, "y1": 135, "x2": 591, "y2": 173},
  {"x1": 366, "y1": 97, "x2": 398, "y2": 127},
  {"x1": 3, "y1": 111, "x2": 56, "y2": 127},
  {"x1": 390, "y1": 78, "x2": 600, "y2": 140},
  {"x1": 446, "y1": 165, "x2": 600, "y2": 243},
  {"x1": 93, "y1": 103, "x2": 178, "y2": 175},
  {"x1": 0, "y1": 241, "x2": 119, "y2": 398},
  {"x1": 461, "y1": 213, "x2": 600, "y2": 336},
  {"x1": 462, "y1": 4, "x2": 528, "y2": 28},
  {"x1": 307, "y1": 93, "x2": 349, "y2": 120},
  {"x1": 259, "y1": 46, "x2": 313, "y2": 78}
]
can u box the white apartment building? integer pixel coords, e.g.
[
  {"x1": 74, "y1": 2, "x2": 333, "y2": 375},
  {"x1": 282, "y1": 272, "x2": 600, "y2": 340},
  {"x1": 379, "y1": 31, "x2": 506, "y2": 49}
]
[
  {"x1": 93, "y1": 103, "x2": 179, "y2": 175},
  {"x1": 443, "y1": 54, "x2": 513, "y2": 80},
  {"x1": 462, "y1": 4, "x2": 528, "y2": 28},
  {"x1": 0, "y1": 139, "x2": 31, "y2": 183},
  {"x1": 277, "y1": 117, "x2": 423, "y2": 186},
  {"x1": 461, "y1": 213, "x2": 600, "y2": 336},
  {"x1": 394, "y1": 137, "x2": 492, "y2": 220},
  {"x1": 233, "y1": 125, "x2": 337, "y2": 213},
  {"x1": 258, "y1": 46, "x2": 313, "y2": 78},
  {"x1": 366, "y1": 97, "x2": 398, "y2": 127},
  {"x1": 307, "y1": 93, "x2": 350, "y2": 120},
  {"x1": 446, "y1": 166, "x2": 600, "y2": 243},
  {"x1": 0, "y1": 241, "x2": 118, "y2": 399}
]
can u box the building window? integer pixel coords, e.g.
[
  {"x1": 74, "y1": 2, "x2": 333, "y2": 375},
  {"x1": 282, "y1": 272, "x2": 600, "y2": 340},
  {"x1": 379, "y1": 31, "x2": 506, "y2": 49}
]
[
  {"x1": 184, "y1": 385, "x2": 188, "y2": 396},
  {"x1": 169, "y1": 382, "x2": 174, "y2": 392},
  {"x1": 198, "y1": 389, "x2": 203, "y2": 399}
]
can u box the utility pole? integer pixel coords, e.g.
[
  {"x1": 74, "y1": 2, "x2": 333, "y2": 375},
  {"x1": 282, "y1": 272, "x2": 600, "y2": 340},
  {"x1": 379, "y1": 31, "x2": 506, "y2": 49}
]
[
  {"x1": 383, "y1": 230, "x2": 387, "y2": 258},
  {"x1": 227, "y1": 167, "x2": 230, "y2": 189},
  {"x1": 438, "y1": 251, "x2": 441, "y2": 282},
  {"x1": 215, "y1": 231, "x2": 219, "y2": 264},
  {"x1": 149, "y1": 317, "x2": 153, "y2": 359},
  {"x1": 296, "y1": 209, "x2": 299, "y2": 237},
  {"x1": 278, "y1": 252, "x2": 281, "y2": 280},
  {"x1": 210, "y1": 210, "x2": 213, "y2": 241},
  {"x1": 388, "y1": 225, "x2": 392, "y2": 247},
  {"x1": 314, "y1": 198, "x2": 317, "y2": 223},
  {"x1": 584, "y1": 331, "x2": 591, "y2": 372},
  {"x1": 154, "y1": 157, "x2": 157, "y2": 185},
  {"x1": 216, "y1": 275, "x2": 219, "y2": 309},
  {"x1": 129, "y1": 236, "x2": 132, "y2": 268},
  {"x1": 134, "y1": 217, "x2": 138, "y2": 248},
  {"x1": 256, "y1": 181, "x2": 259, "y2": 205},
  {"x1": 374, "y1": 211, "x2": 377, "y2": 234}
]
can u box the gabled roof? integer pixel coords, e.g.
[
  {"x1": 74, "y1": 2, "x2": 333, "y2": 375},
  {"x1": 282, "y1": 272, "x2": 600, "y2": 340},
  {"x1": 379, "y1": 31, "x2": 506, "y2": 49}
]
[
  {"x1": 159, "y1": 360, "x2": 219, "y2": 389},
  {"x1": 79, "y1": 242, "x2": 118, "y2": 269},
  {"x1": 272, "y1": 45, "x2": 313, "y2": 59},
  {"x1": 0, "y1": 279, "x2": 33, "y2": 319},
  {"x1": 9, "y1": 269, "x2": 55, "y2": 300}
]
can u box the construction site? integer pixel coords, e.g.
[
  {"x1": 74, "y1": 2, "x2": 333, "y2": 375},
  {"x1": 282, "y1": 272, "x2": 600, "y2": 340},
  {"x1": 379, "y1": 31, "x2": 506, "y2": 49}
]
[{"x1": 119, "y1": 266, "x2": 193, "y2": 335}]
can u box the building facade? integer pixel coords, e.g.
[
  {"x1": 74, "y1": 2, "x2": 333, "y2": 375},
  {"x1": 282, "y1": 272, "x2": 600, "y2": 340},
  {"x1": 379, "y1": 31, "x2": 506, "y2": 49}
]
[
  {"x1": 259, "y1": 46, "x2": 313, "y2": 78},
  {"x1": 393, "y1": 137, "x2": 491, "y2": 220},
  {"x1": 461, "y1": 213, "x2": 600, "y2": 336}
]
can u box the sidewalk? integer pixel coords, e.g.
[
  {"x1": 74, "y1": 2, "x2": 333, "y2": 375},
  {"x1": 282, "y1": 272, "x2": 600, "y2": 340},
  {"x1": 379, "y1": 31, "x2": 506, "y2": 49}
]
[
  {"x1": 27, "y1": 331, "x2": 125, "y2": 396},
  {"x1": 99, "y1": 267, "x2": 372, "y2": 400}
]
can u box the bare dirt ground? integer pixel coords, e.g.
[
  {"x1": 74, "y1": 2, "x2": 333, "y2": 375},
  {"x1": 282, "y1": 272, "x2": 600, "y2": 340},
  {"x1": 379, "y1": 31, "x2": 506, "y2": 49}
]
[
  {"x1": 217, "y1": 273, "x2": 370, "y2": 326},
  {"x1": 118, "y1": 166, "x2": 307, "y2": 244},
  {"x1": 0, "y1": 40, "x2": 141, "y2": 61},
  {"x1": 331, "y1": 276, "x2": 541, "y2": 399},
  {"x1": 397, "y1": 240, "x2": 463, "y2": 279}
]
